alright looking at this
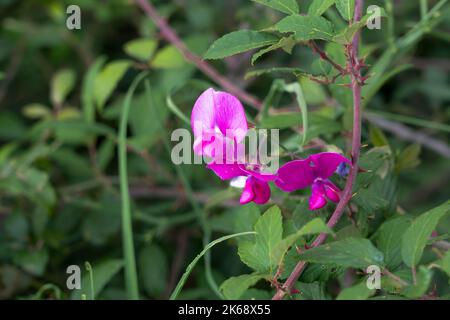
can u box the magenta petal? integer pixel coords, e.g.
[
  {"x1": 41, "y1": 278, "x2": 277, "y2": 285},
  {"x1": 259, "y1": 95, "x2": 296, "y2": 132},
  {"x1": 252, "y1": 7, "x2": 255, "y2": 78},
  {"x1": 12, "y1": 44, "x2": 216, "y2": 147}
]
[
  {"x1": 239, "y1": 165, "x2": 277, "y2": 182},
  {"x1": 323, "y1": 181, "x2": 340, "y2": 203},
  {"x1": 274, "y1": 159, "x2": 315, "y2": 192},
  {"x1": 213, "y1": 91, "x2": 248, "y2": 143},
  {"x1": 309, "y1": 192, "x2": 327, "y2": 210},
  {"x1": 191, "y1": 88, "x2": 216, "y2": 138},
  {"x1": 240, "y1": 177, "x2": 270, "y2": 205},
  {"x1": 207, "y1": 162, "x2": 244, "y2": 180},
  {"x1": 309, "y1": 152, "x2": 351, "y2": 179}
]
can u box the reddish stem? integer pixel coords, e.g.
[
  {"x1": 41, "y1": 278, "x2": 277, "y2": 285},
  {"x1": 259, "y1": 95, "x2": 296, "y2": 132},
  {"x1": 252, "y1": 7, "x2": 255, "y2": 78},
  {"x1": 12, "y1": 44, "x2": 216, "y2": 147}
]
[
  {"x1": 272, "y1": 0, "x2": 365, "y2": 300},
  {"x1": 134, "y1": 0, "x2": 262, "y2": 110}
]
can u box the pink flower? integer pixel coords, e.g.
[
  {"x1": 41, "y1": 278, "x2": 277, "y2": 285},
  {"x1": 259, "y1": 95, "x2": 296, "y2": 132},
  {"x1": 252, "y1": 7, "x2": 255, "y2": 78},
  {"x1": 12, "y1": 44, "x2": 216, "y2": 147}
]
[
  {"x1": 208, "y1": 162, "x2": 277, "y2": 205},
  {"x1": 191, "y1": 88, "x2": 247, "y2": 159},
  {"x1": 275, "y1": 152, "x2": 351, "y2": 210},
  {"x1": 191, "y1": 88, "x2": 275, "y2": 205}
]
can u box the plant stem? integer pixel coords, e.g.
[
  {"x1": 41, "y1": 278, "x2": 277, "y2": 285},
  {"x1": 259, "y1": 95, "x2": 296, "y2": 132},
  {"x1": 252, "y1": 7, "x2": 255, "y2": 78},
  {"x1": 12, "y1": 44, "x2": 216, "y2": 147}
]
[
  {"x1": 119, "y1": 71, "x2": 148, "y2": 300},
  {"x1": 272, "y1": 0, "x2": 365, "y2": 300},
  {"x1": 134, "y1": 0, "x2": 262, "y2": 110}
]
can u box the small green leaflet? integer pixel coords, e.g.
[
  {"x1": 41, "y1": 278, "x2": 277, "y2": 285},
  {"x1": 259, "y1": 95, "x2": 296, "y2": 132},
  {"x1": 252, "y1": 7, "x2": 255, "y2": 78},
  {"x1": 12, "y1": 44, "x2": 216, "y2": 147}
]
[
  {"x1": 252, "y1": 0, "x2": 299, "y2": 15},
  {"x1": 94, "y1": 60, "x2": 131, "y2": 111},
  {"x1": 251, "y1": 36, "x2": 296, "y2": 65},
  {"x1": 335, "y1": 0, "x2": 355, "y2": 21},
  {"x1": 123, "y1": 38, "x2": 158, "y2": 61},
  {"x1": 276, "y1": 15, "x2": 335, "y2": 41},
  {"x1": 220, "y1": 273, "x2": 265, "y2": 300},
  {"x1": 401, "y1": 201, "x2": 450, "y2": 267},
  {"x1": 51, "y1": 69, "x2": 76, "y2": 106},
  {"x1": 298, "y1": 237, "x2": 385, "y2": 269},
  {"x1": 204, "y1": 30, "x2": 278, "y2": 60},
  {"x1": 336, "y1": 280, "x2": 375, "y2": 300},
  {"x1": 308, "y1": 0, "x2": 336, "y2": 16}
]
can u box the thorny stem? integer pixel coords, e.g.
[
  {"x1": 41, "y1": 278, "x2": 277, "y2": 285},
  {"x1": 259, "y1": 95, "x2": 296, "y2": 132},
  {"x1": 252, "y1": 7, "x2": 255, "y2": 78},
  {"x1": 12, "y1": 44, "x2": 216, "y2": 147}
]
[
  {"x1": 310, "y1": 41, "x2": 347, "y2": 75},
  {"x1": 134, "y1": 0, "x2": 262, "y2": 110},
  {"x1": 272, "y1": 0, "x2": 365, "y2": 300}
]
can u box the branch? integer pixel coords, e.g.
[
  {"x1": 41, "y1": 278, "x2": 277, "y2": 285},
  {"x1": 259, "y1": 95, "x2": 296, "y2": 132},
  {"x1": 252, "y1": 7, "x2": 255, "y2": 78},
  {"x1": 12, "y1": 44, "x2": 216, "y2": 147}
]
[
  {"x1": 272, "y1": 0, "x2": 365, "y2": 300},
  {"x1": 134, "y1": 0, "x2": 262, "y2": 110}
]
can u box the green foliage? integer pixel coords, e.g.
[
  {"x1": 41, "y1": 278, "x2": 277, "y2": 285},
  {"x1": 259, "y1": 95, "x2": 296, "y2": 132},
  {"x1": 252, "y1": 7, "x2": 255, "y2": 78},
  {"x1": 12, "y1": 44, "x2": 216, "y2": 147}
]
[
  {"x1": 204, "y1": 30, "x2": 279, "y2": 60},
  {"x1": 1, "y1": 0, "x2": 449, "y2": 301},
  {"x1": 401, "y1": 201, "x2": 450, "y2": 267}
]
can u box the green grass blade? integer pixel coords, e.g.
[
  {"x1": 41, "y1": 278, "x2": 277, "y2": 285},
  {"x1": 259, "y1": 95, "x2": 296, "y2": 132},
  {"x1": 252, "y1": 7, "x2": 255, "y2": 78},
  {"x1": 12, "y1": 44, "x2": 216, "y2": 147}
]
[
  {"x1": 119, "y1": 71, "x2": 149, "y2": 300},
  {"x1": 169, "y1": 231, "x2": 256, "y2": 300}
]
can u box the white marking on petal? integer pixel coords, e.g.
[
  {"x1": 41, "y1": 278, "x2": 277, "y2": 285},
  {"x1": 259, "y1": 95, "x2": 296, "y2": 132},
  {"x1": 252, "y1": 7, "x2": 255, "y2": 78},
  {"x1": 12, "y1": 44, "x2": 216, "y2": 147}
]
[{"x1": 230, "y1": 176, "x2": 248, "y2": 189}]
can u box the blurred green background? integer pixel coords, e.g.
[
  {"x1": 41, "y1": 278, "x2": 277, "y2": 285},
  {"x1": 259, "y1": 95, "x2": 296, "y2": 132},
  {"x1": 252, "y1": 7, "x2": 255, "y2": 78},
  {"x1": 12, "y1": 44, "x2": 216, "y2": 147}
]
[{"x1": 0, "y1": 0, "x2": 449, "y2": 299}]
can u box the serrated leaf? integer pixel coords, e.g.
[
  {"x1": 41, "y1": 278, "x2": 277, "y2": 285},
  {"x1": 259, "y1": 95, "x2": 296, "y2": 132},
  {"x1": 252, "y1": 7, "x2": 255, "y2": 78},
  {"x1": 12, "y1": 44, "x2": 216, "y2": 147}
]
[
  {"x1": 299, "y1": 237, "x2": 385, "y2": 269},
  {"x1": 124, "y1": 38, "x2": 158, "y2": 61},
  {"x1": 374, "y1": 216, "x2": 411, "y2": 269},
  {"x1": 220, "y1": 273, "x2": 264, "y2": 299},
  {"x1": 308, "y1": 0, "x2": 336, "y2": 16},
  {"x1": 238, "y1": 206, "x2": 283, "y2": 273},
  {"x1": 276, "y1": 15, "x2": 334, "y2": 41},
  {"x1": 252, "y1": 0, "x2": 299, "y2": 14},
  {"x1": 335, "y1": 0, "x2": 355, "y2": 21},
  {"x1": 401, "y1": 201, "x2": 450, "y2": 267},
  {"x1": 51, "y1": 69, "x2": 76, "y2": 105},
  {"x1": 94, "y1": 60, "x2": 131, "y2": 111},
  {"x1": 336, "y1": 280, "x2": 375, "y2": 300},
  {"x1": 204, "y1": 30, "x2": 278, "y2": 60}
]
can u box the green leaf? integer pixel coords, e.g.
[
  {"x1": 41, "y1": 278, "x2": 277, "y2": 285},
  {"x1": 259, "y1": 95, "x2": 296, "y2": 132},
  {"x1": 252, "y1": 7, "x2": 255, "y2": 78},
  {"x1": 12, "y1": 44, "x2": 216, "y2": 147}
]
[
  {"x1": 245, "y1": 67, "x2": 308, "y2": 79},
  {"x1": 220, "y1": 273, "x2": 264, "y2": 300},
  {"x1": 253, "y1": 206, "x2": 283, "y2": 273},
  {"x1": 273, "y1": 218, "x2": 331, "y2": 267},
  {"x1": 13, "y1": 248, "x2": 48, "y2": 276},
  {"x1": 336, "y1": 280, "x2": 375, "y2": 300},
  {"x1": 401, "y1": 266, "x2": 432, "y2": 298},
  {"x1": 374, "y1": 216, "x2": 412, "y2": 269},
  {"x1": 335, "y1": 0, "x2": 355, "y2": 21},
  {"x1": 395, "y1": 144, "x2": 421, "y2": 173},
  {"x1": 251, "y1": 36, "x2": 296, "y2": 65},
  {"x1": 71, "y1": 259, "x2": 124, "y2": 300},
  {"x1": 22, "y1": 103, "x2": 51, "y2": 119},
  {"x1": 333, "y1": 9, "x2": 387, "y2": 44},
  {"x1": 151, "y1": 45, "x2": 186, "y2": 69},
  {"x1": 204, "y1": 30, "x2": 278, "y2": 60},
  {"x1": 94, "y1": 60, "x2": 131, "y2": 111},
  {"x1": 124, "y1": 38, "x2": 158, "y2": 61},
  {"x1": 51, "y1": 69, "x2": 76, "y2": 105},
  {"x1": 276, "y1": 15, "x2": 334, "y2": 41},
  {"x1": 438, "y1": 251, "x2": 450, "y2": 278},
  {"x1": 82, "y1": 56, "x2": 106, "y2": 122},
  {"x1": 308, "y1": 0, "x2": 336, "y2": 16},
  {"x1": 238, "y1": 206, "x2": 283, "y2": 274},
  {"x1": 139, "y1": 244, "x2": 168, "y2": 297},
  {"x1": 299, "y1": 238, "x2": 385, "y2": 269},
  {"x1": 369, "y1": 125, "x2": 389, "y2": 147},
  {"x1": 252, "y1": 0, "x2": 299, "y2": 15},
  {"x1": 401, "y1": 201, "x2": 450, "y2": 267},
  {"x1": 170, "y1": 231, "x2": 256, "y2": 300}
]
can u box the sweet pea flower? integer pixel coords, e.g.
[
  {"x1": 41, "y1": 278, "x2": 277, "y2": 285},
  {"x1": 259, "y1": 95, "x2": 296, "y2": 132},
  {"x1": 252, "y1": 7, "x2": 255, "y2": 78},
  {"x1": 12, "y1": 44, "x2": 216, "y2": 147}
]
[
  {"x1": 191, "y1": 88, "x2": 276, "y2": 205},
  {"x1": 275, "y1": 152, "x2": 351, "y2": 210},
  {"x1": 191, "y1": 88, "x2": 247, "y2": 159},
  {"x1": 208, "y1": 162, "x2": 277, "y2": 204}
]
